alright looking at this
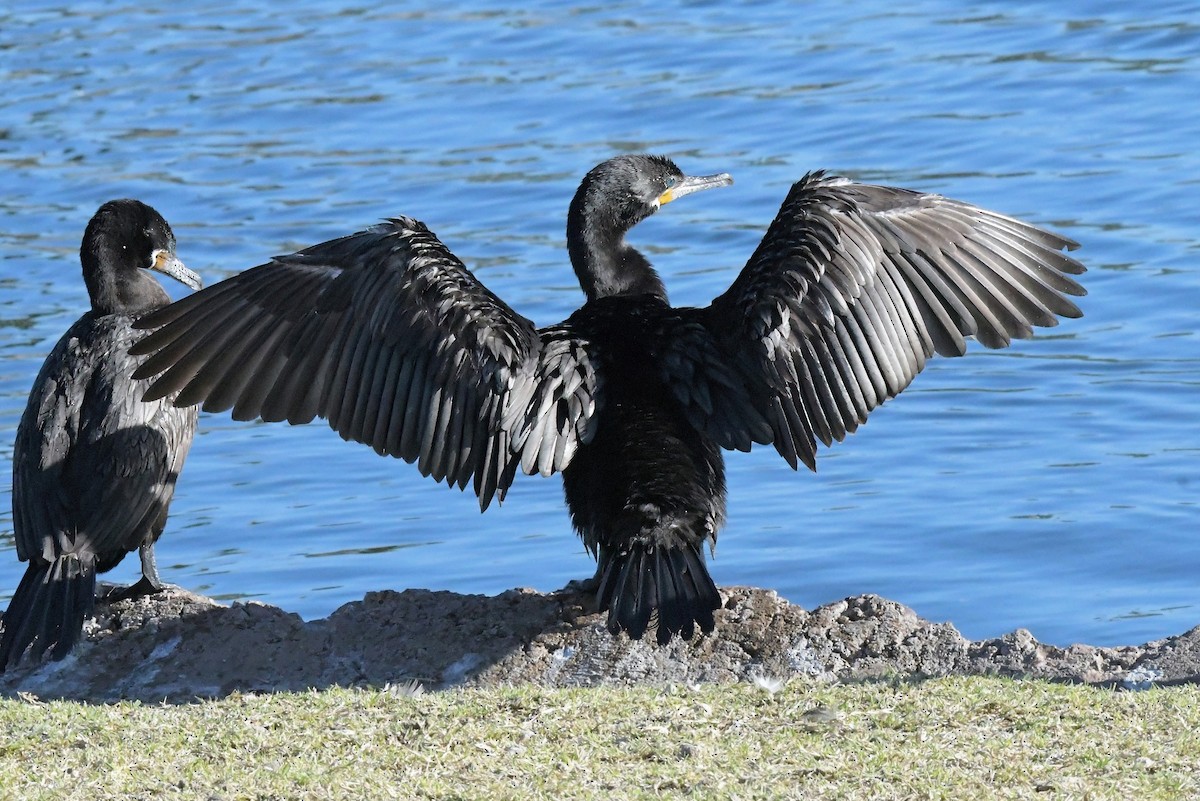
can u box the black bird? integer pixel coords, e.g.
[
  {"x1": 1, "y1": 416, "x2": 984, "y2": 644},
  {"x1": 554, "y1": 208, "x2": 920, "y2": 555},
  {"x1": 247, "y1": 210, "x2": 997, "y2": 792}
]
[
  {"x1": 1, "y1": 199, "x2": 202, "y2": 669},
  {"x1": 129, "y1": 155, "x2": 1085, "y2": 644}
]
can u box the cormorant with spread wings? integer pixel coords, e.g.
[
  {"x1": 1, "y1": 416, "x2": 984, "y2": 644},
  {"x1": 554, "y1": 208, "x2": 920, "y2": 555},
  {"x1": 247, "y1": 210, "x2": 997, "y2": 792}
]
[{"x1": 130, "y1": 155, "x2": 1085, "y2": 644}]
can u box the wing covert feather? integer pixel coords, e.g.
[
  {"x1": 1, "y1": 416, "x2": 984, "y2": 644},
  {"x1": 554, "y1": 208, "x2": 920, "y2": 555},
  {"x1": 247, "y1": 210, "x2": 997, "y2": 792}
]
[
  {"x1": 132, "y1": 218, "x2": 600, "y2": 508},
  {"x1": 683, "y1": 171, "x2": 1085, "y2": 470}
]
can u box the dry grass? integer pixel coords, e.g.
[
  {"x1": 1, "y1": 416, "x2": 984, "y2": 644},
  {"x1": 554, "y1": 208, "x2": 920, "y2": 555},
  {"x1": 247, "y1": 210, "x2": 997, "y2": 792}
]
[{"x1": 1, "y1": 676, "x2": 1197, "y2": 800}]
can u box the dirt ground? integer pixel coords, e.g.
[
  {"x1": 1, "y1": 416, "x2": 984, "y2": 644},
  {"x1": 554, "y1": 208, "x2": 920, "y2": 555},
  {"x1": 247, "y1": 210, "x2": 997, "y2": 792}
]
[{"x1": 2, "y1": 584, "x2": 1197, "y2": 702}]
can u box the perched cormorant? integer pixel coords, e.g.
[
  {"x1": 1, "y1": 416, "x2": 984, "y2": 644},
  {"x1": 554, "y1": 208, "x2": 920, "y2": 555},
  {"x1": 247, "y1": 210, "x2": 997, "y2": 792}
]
[
  {"x1": 0, "y1": 200, "x2": 202, "y2": 669},
  {"x1": 129, "y1": 155, "x2": 1085, "y2": 644}
]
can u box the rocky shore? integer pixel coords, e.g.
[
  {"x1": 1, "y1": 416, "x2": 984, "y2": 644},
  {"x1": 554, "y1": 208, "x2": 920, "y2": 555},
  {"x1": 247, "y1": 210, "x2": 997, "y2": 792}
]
[{"x1": 2, "y1": 585, "x2": 1196, "y2": 702}]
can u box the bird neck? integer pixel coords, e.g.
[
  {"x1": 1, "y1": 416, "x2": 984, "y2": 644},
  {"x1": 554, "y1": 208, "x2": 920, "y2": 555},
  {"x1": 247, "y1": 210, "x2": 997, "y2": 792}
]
[
  {"x1": 84, "y1": 261, "x2": 170, "y2": 316},
  {"x1": 568, "y1": 214, "x2": 666, "y2": 302}
]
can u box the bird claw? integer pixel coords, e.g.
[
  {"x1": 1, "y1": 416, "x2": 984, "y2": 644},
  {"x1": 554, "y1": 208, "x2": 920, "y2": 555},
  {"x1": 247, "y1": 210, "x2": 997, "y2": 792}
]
[{"x1": 100, "y1": 576, "x2": 167, "y2": 605}]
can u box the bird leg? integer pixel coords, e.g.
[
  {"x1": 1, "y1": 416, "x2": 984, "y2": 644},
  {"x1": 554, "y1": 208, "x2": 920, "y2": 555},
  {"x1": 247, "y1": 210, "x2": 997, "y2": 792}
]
[
  {"x1": 102, "y1": 544, "x2": 166, "y2": 604},
  {"x1": 562, "y1": 560, "x2": 603, "y2": 594}
]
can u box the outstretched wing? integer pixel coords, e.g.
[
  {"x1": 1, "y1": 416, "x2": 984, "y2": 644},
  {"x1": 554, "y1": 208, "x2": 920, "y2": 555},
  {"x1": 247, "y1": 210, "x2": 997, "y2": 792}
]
[
  {"x1": 130, "y1": 217, "x2": 599, "y2": 508},
  {"x1": 664, "y1": 171, "x2": 1086, "y2": 471}
]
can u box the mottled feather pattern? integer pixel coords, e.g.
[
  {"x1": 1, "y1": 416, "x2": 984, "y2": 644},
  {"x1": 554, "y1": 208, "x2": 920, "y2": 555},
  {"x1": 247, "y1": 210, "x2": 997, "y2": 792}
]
[
  {"x1": 5, "y1": 313, "x2": 197, "y2": 666},
  {"x1": 17, "y1": 316, "x2": 196, "y2": 562},
  {"x1": 503, "y1": 324, "x2": 600, "y2": 478}
]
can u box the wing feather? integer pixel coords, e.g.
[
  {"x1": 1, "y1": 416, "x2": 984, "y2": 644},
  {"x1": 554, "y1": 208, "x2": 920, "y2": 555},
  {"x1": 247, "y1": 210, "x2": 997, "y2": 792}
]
[
  {"x1": 675, "y1": 171, "x2": 1085, "y2": 470},
  {"x1": 131, "y1": 217, "x2": 601, "y2": 509}
]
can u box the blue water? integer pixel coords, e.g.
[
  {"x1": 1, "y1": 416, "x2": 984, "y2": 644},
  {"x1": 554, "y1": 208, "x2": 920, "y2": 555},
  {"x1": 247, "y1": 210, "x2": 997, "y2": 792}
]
[{"x1": 0, "y1": 1, "x2": 1196, "y2": 648}]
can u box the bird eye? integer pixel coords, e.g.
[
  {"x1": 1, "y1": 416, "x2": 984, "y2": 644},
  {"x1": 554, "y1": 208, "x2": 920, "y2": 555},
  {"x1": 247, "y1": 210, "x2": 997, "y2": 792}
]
[{"x1": 664, "y1": 176, "x2": 678, "y2": 189}]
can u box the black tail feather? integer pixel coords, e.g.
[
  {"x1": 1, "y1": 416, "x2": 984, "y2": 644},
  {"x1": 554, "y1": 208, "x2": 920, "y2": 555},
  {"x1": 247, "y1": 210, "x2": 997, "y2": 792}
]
[
  {"x1": 655, "y1": 549, "x2": 689, "y2": 643},
  {"x1": 596, "y1": 541, "x2": 720, "y2": 645},
  {"x1": 602, "y1": 549, "x2": 649, "y2": 641},
  {"x1": 0, "y1": 555, "x2": 98, "y2": 671}
]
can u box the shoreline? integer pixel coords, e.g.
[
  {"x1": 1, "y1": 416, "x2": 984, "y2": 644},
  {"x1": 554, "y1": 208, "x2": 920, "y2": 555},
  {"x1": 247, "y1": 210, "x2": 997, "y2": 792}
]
[{"x1": 2, "y1": 584, "x2": 1197, "y2": 702}]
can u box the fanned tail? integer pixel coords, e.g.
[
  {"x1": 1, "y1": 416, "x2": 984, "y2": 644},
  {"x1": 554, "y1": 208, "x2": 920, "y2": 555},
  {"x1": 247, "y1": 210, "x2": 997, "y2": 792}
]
[
  {"x1": 0, "y1": 554, "x2": 98, "y2": 671},
  {"x1": 595, "y1": 541, "x2": 721, "y2": 645}
]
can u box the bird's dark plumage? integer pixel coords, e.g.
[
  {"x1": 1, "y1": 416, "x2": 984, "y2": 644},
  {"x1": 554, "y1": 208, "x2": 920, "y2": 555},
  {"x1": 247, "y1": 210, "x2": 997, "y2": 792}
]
[
  {"x1": 1, "y1": 199, "x2": 202, "y2": 669},
  {"x1": 129, "y1": 155, "x2": 1085, "y2": 644}
]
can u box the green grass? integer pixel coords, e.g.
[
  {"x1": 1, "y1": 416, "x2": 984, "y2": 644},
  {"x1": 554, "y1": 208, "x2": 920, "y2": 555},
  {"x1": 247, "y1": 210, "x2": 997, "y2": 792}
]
[{"x1": 1, "y1": 677, "x2": 1197, "y2": 800}]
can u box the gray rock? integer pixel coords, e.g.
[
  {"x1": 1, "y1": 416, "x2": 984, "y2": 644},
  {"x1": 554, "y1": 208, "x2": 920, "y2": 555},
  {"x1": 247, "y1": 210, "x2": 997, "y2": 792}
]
[{"x1": 2, "y1": 585, "x2": 1196, "y2": 702}]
